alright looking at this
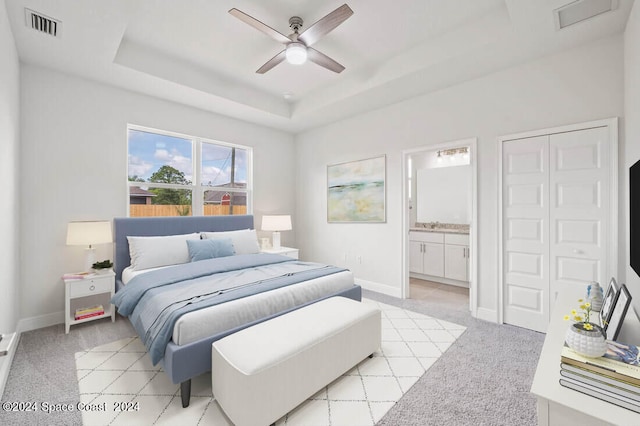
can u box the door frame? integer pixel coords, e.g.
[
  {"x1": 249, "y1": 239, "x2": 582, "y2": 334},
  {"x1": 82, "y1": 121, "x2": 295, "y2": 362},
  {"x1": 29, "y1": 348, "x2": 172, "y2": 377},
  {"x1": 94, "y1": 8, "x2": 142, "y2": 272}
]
[
  {"x1": 497, "y1": 117, "x2": 619, "y2": 325},
  {"x1": 401, "y1": 138, "x2": 478, "y2": 316}
]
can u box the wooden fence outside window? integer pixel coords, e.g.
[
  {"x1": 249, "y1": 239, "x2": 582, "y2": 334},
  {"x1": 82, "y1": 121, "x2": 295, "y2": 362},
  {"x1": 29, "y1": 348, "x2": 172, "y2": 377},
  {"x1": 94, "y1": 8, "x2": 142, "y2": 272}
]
[{"x1": 129, "y1": 205, "x2": 247, "y2": 217}]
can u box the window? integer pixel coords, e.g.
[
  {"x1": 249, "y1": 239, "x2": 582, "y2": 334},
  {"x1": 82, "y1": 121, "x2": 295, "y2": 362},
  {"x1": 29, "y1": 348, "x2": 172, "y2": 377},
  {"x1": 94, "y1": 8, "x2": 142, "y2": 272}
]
[{"x1": 127, "y1": 125, "x2": 252, "y2": 217}]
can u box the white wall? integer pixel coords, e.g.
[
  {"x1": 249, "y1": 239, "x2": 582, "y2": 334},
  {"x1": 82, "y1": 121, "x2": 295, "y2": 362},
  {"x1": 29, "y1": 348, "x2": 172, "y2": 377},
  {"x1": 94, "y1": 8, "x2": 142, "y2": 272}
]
[
  {"x1": 625, "y1": 1, "x2": 640, "y2": 312},
  {"x1": 19, "y1": 65, "x2": 295, "y2": 324},
  {"x1": 295, "y1": 35, "x2": 624, "y2": 314},
  {"x1": 0, "y1": 0, "x2": 20, "y2": 333}
]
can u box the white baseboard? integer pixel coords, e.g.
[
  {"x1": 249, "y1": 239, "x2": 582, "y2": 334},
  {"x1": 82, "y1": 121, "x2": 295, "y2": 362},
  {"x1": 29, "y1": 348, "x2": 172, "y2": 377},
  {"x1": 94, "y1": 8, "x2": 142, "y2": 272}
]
[
  {"x1": 0, "y1": 332, "x2": 20, "y2": 399},
  {"x1": 476, "y1": 307, "x2": 498, "y2": 323},
  {"x1": 410, "y1": 273, "x2": 469, "y2": 288},
  {"x1": 17, "y1": 310, "x2": 64, "y2": 333},
  {"x1": 356, "y1": 278, "x2": 402, "y2": 298}
]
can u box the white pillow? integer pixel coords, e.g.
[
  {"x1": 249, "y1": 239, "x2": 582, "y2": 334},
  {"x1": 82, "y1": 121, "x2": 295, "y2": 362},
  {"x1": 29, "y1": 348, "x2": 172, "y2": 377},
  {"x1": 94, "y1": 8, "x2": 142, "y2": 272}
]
[
  {"x1": 127, "y1": 233, "x2": 200, "y2": 270},
  {"x1": 201, "y1": 229, "x2": 260, "y2": 255}
]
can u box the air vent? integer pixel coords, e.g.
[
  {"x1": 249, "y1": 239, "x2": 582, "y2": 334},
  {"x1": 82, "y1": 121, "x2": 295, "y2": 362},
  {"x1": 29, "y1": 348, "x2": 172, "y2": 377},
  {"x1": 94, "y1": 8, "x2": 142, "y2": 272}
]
[
  {"x1": 25, "y1": 8, "x2": 61, "y2": 37},
  {"x1": 554, "y1": 0, "x2": 618, "y2": 30}
]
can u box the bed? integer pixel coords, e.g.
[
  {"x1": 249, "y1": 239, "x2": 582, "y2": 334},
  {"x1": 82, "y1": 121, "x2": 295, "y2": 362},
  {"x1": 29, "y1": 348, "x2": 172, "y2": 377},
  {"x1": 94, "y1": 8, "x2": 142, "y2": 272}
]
[{"x1": 112, "y1": 215, "x2": 361, "y2": 408}]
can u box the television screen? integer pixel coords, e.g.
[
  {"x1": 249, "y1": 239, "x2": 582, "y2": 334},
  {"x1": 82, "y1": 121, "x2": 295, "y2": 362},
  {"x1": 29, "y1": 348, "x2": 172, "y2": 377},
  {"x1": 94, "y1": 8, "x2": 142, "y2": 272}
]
[{"x1": 631, "y1": 159, "x2": 640, "y2": 277}]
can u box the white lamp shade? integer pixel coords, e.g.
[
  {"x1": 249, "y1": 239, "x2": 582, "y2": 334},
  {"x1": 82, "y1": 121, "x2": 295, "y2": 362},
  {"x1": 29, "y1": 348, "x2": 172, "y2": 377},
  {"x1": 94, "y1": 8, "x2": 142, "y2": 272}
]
[
  {"x1": 261, "y1": 215, "x2": 292, "y2": 231},
  {"x1": 286, "y1": 43, "x2": 307, "y2": 65},
  {"x1": 66, "y1": 221, "x2": 113, "y2": 246}
]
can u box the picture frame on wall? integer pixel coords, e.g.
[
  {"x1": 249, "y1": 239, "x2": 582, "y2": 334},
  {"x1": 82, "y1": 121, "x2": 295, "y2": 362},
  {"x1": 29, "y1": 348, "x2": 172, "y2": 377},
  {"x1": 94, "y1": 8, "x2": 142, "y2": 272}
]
[
  {"x1": 327, "y1": 155, "x2": 386, "y2": 223},
  {"x1": 605, "y1": 284, "x2": 632, "y2": 341}
]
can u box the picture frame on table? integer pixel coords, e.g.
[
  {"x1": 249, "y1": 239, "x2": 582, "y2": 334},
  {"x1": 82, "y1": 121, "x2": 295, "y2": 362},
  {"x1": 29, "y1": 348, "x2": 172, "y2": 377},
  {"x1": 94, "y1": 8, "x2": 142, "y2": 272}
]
[
  {"x1": 600, "y1": 277, "x2": 620, "y2": 331},
  {"x1": 605, "y1": 284, "x2": 632, "y2": 341}
]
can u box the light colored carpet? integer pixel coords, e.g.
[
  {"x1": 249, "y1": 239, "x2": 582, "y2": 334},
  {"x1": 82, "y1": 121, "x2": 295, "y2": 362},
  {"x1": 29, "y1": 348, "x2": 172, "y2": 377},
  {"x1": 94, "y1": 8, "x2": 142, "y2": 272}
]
[
  {"x1": 73, "y1": 299, "x2": 464, "y2": 425},
  {"x1": 365, "y1": 290, "x2": 545, "y2": 426}
]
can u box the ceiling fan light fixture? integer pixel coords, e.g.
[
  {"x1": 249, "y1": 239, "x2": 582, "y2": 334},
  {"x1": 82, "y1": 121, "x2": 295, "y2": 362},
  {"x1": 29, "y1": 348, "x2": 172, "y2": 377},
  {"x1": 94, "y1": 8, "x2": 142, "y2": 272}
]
[{"x1": 286, "y1": 42, "x2": 307, "y2": 65}]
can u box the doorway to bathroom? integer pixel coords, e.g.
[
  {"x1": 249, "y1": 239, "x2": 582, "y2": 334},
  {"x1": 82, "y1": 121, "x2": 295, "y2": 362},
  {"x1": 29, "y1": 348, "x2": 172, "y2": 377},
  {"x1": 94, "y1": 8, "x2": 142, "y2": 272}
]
[{"x1": 402, "y1": 139, "x2": 478, "y2": 316}]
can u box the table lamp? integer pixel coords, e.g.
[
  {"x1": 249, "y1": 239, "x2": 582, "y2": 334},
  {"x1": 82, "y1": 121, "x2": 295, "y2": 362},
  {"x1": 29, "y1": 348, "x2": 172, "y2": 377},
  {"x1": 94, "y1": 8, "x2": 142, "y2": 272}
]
[
  {"x1": 66, "y1": 220, "x2": 113, "y2": 271},
  {"x1": 261, "y1": 215, "x2": 292, "y2": 250}
]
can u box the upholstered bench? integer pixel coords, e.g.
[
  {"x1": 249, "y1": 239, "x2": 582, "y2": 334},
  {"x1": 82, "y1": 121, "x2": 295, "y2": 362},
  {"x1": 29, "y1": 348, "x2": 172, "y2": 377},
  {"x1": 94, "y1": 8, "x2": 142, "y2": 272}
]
[{"x1": 210, "y1": 296, "x2": 381, "y2": 426}]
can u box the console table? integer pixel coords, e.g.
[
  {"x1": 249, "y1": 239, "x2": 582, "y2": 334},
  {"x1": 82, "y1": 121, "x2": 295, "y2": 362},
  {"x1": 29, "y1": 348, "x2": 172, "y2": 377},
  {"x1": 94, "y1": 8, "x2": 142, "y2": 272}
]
[{"x1": 530, "y1": 286, "x2": 640, "y2": 425}]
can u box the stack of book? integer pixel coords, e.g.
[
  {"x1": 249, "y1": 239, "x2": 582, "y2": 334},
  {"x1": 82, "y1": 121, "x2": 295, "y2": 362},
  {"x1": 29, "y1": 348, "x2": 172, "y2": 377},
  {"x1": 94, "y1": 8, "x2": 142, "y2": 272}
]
[
  {"x1": 62, "y1": 272, "x2": 94, "y2": 280},
  {"x1": 74, "y1": 305, "x2": 104, "y2": 320},
  {"x1": 560, "y1": 342, "x2": 640, "y2": 413}
]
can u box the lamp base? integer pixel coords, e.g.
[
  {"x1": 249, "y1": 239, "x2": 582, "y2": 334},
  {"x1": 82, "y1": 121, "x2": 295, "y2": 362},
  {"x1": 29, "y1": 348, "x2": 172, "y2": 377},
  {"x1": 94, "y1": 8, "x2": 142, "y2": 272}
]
[
  {"x1": 84, "y1": 247, "x2": 96, "y2": 272},
  {"x1": 272, "y1": 231, "x2": 282, "y2": 250}
]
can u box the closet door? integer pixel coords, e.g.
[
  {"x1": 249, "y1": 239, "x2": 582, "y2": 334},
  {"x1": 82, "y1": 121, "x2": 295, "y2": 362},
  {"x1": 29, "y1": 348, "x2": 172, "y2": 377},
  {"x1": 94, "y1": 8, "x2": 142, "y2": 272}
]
[
  {"x1": 502, "y1": 126, "x2": 610, "y2": 332},
  {"x1": 549, "y1": 127, "x2": 609, "y2": 313},
  {"x1": 502, "y1": 136, "x2": 550, "y2": 333}
]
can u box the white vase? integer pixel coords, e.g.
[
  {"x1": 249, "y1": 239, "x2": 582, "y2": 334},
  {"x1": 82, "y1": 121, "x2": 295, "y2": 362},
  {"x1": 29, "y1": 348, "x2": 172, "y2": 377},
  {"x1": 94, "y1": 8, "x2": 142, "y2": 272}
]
[
  {"x1": 565, "y1": 322, "x2": 607, "y2": 358},
  {"x1": 587, "y1": 281, "x2": 604, "y2": 312}
]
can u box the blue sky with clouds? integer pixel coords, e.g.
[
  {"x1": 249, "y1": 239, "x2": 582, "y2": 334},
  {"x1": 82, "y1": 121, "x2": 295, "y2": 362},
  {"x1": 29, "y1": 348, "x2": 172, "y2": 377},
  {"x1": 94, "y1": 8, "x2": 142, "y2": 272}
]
[{"x1": 128, "y1": 129, "x2": 247, "y2": 185}]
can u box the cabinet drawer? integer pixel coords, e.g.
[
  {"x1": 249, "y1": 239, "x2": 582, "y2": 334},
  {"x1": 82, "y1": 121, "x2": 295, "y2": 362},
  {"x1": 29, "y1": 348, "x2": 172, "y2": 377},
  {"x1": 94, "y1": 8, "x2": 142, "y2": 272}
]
[
  {"x1": 444, "y1": 233, "x2": 469, "y2": 245},
  {"x1": 409, "y1": 231, "x2": 444, "y2": 243},
  {"x1": 69, "y1": 277, "x2": 112, "y2": 298}
]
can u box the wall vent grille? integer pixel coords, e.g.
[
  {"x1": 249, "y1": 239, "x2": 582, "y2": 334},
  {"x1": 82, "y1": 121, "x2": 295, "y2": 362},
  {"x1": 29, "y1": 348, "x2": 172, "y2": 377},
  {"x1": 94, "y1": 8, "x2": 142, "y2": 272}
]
[
  {"x1": 554, "y1": 0, "x2": 618, "y2": 30},
  {"x1": 25, "y1": 8, "x2": 61, "y2": 37}
]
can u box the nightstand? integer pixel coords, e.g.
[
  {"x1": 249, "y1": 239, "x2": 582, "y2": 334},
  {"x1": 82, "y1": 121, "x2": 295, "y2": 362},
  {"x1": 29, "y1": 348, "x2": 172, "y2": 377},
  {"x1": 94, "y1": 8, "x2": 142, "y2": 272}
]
[
  {"x1": 261, "y1": 246, "x2": 299, "y2": 259},
  {"x1": 64, "y1": 270, "x2": 116, "y2": 333}
]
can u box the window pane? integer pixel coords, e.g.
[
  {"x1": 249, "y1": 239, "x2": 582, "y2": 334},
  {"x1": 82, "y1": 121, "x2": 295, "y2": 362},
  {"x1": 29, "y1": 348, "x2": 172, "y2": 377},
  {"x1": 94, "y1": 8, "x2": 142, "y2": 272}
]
[
  {"x1": 203, "y1": 190, "x2": 247, "y2": 216},
  {"x1": 129, "y1": 186, "x2": 192, "y2": 217},
  {"x1": 201, "y1": 143, "x2": 248, "y2": 188},
  {"x1": 127, "y1": 126, "x2": 251, "y2": 218},
  {"x1": 128, "y1": 129, "x2": 193, "y2": 184}
]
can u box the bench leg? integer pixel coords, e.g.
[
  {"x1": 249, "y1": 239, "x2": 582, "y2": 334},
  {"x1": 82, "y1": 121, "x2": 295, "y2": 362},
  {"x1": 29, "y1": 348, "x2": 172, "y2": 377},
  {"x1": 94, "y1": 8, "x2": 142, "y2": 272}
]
[{"x1": 181, "y1": 380, "x2": 191, "y2": 408}]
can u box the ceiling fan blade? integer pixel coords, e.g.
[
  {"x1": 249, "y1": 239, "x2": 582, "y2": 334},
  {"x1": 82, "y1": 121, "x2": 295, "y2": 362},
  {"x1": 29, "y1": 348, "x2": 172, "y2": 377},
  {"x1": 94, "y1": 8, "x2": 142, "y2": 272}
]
[
  {"x1": 229, "y1": 8, "x2": 291, "y2": 45},
  {"x1": 307, "y1": 47, "x2": 345, "y2": 73},
  {"x1": 256, "y1": 50, "x2": 286, "y2": 74},
  {"x1": 298, "y1": 4, "x2": 354, "y2": 47}
]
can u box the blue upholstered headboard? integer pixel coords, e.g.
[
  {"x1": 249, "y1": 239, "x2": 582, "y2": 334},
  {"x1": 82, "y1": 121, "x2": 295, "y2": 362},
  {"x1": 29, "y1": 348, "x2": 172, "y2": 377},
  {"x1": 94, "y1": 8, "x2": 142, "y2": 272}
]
[{"x1": 113, "y1": 215, "x2": 254, "y2": 283}]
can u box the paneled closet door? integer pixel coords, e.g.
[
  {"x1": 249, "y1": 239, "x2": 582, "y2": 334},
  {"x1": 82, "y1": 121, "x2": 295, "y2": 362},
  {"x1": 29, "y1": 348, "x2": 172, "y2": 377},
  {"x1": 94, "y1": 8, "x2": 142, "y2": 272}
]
[
  {"x1": 502, "y1": 136, "x2": 550, "y2": 333},
  {"x1": 549, "y1": 127, "x2": 609, "y2": 314},
  {"x1": 502, "y1": 126, "x2": 610, "y2": 332}
]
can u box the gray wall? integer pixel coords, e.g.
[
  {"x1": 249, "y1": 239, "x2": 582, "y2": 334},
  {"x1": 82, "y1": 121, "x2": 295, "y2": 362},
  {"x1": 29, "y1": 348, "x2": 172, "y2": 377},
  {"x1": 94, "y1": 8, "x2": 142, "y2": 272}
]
[{"x1": 0, "y1": 0, "x2": 20, "y2": 333}]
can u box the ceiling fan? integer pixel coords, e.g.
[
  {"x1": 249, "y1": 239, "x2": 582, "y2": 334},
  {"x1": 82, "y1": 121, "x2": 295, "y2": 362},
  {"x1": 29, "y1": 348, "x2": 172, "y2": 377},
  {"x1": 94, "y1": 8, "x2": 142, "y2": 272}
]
[{"x1": 229, "y1": 4, "x2": 354, "y2": 74}]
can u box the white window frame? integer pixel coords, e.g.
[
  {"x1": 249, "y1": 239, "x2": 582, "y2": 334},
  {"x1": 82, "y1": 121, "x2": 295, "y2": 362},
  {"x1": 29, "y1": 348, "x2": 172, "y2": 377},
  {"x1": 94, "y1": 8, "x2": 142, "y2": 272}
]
[{"x1": 127, "y1": 124, "x2": 253, "y2": 217}]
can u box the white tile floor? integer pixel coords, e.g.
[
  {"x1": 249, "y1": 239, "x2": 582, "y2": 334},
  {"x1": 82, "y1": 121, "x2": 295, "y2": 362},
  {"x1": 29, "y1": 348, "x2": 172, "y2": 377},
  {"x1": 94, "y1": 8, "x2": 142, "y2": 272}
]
[{"x1": 75, "y1": 299, "x2": 465, "y2": 425}]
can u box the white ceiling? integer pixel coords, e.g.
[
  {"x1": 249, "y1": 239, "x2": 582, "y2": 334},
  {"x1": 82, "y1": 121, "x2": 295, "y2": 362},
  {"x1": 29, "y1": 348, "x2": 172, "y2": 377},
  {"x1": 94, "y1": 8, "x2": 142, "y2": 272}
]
[{"x1": 5, "y1": 0, "x2": 635, "y2": 133}]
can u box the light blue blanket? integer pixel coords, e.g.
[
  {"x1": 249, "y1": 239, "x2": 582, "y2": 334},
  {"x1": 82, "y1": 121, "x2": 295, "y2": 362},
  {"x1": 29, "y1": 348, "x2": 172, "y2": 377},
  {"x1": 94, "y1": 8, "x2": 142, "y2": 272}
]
[{"x1": 112, "y1": 254, "x2": 347, "y2": 364}]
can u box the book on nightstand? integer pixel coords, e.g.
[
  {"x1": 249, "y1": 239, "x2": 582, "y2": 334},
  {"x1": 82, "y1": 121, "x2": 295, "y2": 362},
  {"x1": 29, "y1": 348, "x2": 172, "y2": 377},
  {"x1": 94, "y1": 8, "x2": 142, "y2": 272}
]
[
  {"x1": 62, "y1": 272, "x2": 95, "y2": 280},
  {"x1": 74, "y1": 304, "x2": 104, "y2": 320}
]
